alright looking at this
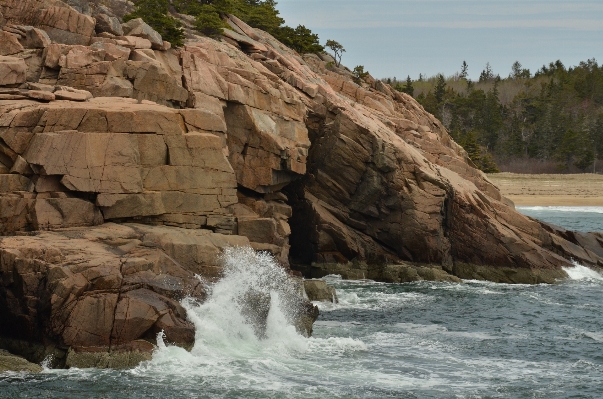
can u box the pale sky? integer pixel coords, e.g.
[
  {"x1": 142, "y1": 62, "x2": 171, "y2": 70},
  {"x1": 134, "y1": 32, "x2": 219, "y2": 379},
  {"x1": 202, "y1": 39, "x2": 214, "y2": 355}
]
[{"x1": 277, "y1": 0, "x2": 603, "y2": 80}]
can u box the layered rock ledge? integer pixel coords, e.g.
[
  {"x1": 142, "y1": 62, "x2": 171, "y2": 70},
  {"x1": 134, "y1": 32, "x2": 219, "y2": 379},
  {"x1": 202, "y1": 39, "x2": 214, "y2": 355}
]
[{"x1": 1, "y1": 0, "x2": 603, "y2": 369}]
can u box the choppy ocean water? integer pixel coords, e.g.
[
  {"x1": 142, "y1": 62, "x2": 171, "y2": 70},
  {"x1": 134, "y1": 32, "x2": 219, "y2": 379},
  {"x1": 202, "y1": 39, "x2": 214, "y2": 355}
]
[{"x1": 2, "y1": 208, "x2": 603, "y2": 399}]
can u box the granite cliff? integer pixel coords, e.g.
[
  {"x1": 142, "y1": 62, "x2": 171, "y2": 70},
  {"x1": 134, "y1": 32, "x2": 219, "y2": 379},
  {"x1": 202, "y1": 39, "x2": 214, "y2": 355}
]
[{"x1": 1, "y1": 0, "x2": 603, "y2": 369}]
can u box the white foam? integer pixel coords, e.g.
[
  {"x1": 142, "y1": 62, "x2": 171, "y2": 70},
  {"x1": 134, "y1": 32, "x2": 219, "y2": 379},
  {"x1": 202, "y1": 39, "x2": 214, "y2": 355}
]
[
  {"x1": 517, "y1": 206, "x2": 603, "y2": 214},
  {"x1": 563, "y1": 262, "x2": 603, "y2": 281},
  {"x1": 183, "y1": 247, "x2": 309, "y2": 358},
  {"x1": 138, "y1": 246, "x2": 368, "y2": 383}
]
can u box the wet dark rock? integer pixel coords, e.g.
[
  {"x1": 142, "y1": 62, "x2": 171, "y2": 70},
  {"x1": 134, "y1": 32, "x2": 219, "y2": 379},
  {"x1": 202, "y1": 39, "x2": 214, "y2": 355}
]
[{"x1": 303, "y1": 280, "x2": 338, "y2": 303}]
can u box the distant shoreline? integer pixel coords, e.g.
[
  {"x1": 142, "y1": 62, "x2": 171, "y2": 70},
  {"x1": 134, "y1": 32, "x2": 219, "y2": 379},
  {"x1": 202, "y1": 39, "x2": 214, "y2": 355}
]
[{"x1": 487, "y1": 173, "x2": 603, "y2": 207}]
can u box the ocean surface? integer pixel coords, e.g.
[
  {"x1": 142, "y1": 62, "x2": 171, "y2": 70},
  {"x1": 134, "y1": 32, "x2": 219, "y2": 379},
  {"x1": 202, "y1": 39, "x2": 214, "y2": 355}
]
[
  {"x1": 2, "y1": 207, "x2": 603, "y2": 399},
  {"x1": 517, "y1": 206, "x2": 603, "y2": 233}
]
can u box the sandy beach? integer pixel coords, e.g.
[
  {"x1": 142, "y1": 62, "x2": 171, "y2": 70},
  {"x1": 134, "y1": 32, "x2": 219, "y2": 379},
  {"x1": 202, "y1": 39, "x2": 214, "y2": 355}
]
[{"x1": 487, "y1": 173, "x2": 603, "y2": 206}]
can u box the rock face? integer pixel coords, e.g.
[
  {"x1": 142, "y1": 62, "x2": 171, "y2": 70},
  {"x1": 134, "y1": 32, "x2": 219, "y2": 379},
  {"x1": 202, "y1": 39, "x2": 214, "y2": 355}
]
[
  {"x1": 0, "y1": 56, "x2": 27, "y2": 85},
  {"x1": 0, "y1": 223, "x2": 250, "y2": 367},
  {"x1": 1, "y1": 0, "x2": 95, "y2": 45},
  {"x1": 0, "y1": 98, "x2": 238, "y2": 235},
  {"x1": 1, "y1": 0, "x2": 603, "y2": 369}
]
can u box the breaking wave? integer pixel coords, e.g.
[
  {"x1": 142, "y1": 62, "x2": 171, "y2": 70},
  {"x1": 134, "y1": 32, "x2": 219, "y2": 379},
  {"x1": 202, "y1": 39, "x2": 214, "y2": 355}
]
[
  {"x1": 133, "y1": 247, "x2": 366, "y2": 392},
  {"x1": 563, "y1": 262, "x2": 603, "y2": 281}
]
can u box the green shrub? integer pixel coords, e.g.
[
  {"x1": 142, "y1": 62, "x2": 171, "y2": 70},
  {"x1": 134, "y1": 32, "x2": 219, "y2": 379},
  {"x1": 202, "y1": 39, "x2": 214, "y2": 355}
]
[{"x1": 352, "y1": 65, "x2": 369, "y2": 84}]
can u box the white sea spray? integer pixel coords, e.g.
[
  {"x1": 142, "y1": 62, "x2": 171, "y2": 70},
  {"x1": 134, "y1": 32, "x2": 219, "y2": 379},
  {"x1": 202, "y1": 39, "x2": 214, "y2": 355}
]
[{"x1": 563, "y1": 261, "x2": 603, "y2": 281}]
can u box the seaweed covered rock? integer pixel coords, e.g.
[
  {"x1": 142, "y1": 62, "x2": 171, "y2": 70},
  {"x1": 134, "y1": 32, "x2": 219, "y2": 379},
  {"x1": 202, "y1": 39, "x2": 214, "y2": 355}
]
[{"x1": 0, "y1": 350, "x2": 43, "y2": 373}]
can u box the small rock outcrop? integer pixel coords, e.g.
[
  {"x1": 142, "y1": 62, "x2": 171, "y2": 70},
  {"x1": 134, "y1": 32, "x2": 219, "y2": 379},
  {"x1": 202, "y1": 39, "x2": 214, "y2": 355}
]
[
  {"x1": 0, "y1": 350, "x2": 43, "y2": 373},
  {"x1": 303, "y1": 280, "x2": 338, "y2": 303}
]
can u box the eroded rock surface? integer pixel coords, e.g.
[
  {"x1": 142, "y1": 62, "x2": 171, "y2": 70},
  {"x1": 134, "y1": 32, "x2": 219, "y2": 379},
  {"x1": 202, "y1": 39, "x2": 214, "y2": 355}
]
[
  {"x1": 0, "y1": 223, "x2": 249, "y2": 367},
  {"x1": 1, "y1": 0, "x2": 602, "y2": 369}
]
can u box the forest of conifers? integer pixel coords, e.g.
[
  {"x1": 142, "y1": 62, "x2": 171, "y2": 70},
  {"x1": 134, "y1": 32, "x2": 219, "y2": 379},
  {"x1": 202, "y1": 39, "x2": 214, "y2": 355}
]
[{"x1": 386, "y1": 60, "x2": 603, "y2": 174}]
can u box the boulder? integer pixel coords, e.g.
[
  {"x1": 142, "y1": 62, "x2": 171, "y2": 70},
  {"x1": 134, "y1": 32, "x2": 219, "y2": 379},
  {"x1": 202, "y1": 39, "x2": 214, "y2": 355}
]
[
  {"x1": 90, "y1": 41, "x2": 130, "y2": 61},
  {"x1": 0, "y1": 174, "x2": 34, "y2": 192},
  {"x1": 0, "y1": 31, "x2": 24, "y2": 56},
  {"x1": 31, "y1": 197, "x2": 104, "y2": 230},
  {"x1": 118, "y1": 35, "x2": 152, "y2": 50},
  {"x1": 0, "y1": 98, "x2": 239, "y2": 233},
  {"x1": 53, "y1": 89, "x2": 87, "y2": 101},
  {"x1": 226, "y1": 14, "x2": 261, "y2": 41},
  {"x1": 303, "y1": 280, "x2": 338, "y2": 303},
  {"x1": 225, "y1": 103, "x2": 309, "y2": 193},
  {"x1": 26, "y1": 89, "x2": 55, "y2": 101},
  {"x1": 59, "y1": 46, "x2": 106, "y2": 69},
  {"x1": 37, "y1": 5, "x2": 96, "y2": 45},
  {"x1": 221, "y1": 28, "x2": 267, "y2": 53},
  {"x1": 124, "y1": 61, "x2": 188, "y2": 105},
  {"x1": 95, "y1": 13, "x2": 123, "y2": 36},
  {"x1": 121, "y1": 18, "x2": 163, "y2": 49},
  {"x1": 16, "y1": 48, "x2": 44, "y2": 82},
  {"x1": 18, "y1": 26, "x2": 51, "y2": 49},
  {"x1": 0, "y1": 56, "x2": 27, "y2": 85}
]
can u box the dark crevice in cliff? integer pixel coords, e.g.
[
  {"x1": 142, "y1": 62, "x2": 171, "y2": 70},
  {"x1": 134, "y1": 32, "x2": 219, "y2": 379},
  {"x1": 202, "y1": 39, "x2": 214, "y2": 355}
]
[{"x1": 282, "y1": 180, "x2": 313, "y2": 267}]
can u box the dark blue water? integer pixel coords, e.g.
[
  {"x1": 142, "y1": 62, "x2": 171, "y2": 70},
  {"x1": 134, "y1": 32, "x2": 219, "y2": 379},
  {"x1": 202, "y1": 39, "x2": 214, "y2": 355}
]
[{"x1": 2, "y1": 210, "x2": 603, "y2": 398}]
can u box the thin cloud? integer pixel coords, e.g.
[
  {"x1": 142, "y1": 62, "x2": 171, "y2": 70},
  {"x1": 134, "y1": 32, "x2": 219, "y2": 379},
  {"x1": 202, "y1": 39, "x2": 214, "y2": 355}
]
[
  {"x1": 278, "y1": 0, "x2": 603, "y2": 31},
  {"x1": 326, "y1": 19, "x2": 603, "y2": 31}
]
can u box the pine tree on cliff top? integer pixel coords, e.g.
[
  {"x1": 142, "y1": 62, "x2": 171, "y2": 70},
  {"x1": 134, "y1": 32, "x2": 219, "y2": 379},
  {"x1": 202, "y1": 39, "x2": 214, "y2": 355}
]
[
  {"x1": 403, "y1": 75, "x2": 414, "y2": 96},
  {"x1": 325, "y1": 39, "x2": 345, "y2": 67}
]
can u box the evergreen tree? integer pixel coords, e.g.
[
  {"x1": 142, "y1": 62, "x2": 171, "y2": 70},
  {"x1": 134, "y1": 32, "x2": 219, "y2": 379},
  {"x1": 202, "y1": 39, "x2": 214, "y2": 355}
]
[
  {"x1": 418, "y1": 91, "x2": 439, "y2": 116},
  {"x1": 511, "y1": 61, "x2": 522, "y2": 79},
  {"x1": 510, "y1": 61, "x2": 531, "y2": 79},
  {"x1": 402, "y1": 75, "x2": 414, "y2": 96},
  {"x1": 434, "y1": 74, "x2": 447, "y2": 104},
  {"x1": 325, "y1": 39, "x2": 345, "y2": 67},
  {"x1": 479, "y1": 152, "x2": 500, "y2": 173},
  {"x1": 462, "y1": 131, "x2": 482, "y2": 166},
  {"x1": 278, "y1": 25, "x2": 323, "y2": 54},
  {"x1": 479, "y1": 62, "x2": 494, "y2": 82},
  {"x1": 194, "y1": 4, "x2": 225, "y2": 37},
  {"x1": 460, "y1": 61, "x2": 468, "y2": 79}
]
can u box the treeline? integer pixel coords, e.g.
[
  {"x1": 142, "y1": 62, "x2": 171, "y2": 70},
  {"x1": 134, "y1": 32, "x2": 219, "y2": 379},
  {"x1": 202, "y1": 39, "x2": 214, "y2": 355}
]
[
  {"x1": 125, "y1": 0, "x2": 323, "y2": 53},
  {"x1": 386, "y1": 60, "x2": 603, "y2": 173}
]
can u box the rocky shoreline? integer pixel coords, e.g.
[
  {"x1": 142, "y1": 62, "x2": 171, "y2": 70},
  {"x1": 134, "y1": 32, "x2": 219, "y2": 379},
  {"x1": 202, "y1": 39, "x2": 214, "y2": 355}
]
[{"x1": 1, "y1": 0, "x2": 603, "y2": 371}]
